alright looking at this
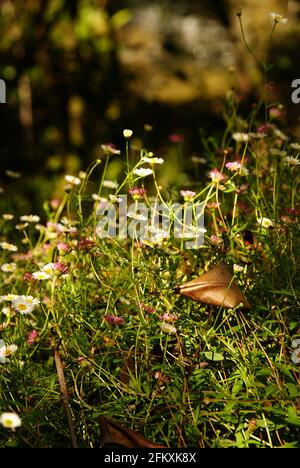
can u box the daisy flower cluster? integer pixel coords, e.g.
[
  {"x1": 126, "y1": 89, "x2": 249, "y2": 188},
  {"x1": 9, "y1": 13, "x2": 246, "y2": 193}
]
[{"x1": 0, "y1": 294, "x2": 40, "y2": 314}]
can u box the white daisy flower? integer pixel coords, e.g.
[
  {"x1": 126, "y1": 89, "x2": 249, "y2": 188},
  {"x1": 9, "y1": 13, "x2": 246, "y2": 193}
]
[
  {"x1": 160, "y1": 322, "x2": 177, "y2": 334},
  {"x1": 15, "y1": 223, "x2": 29, "y2": 230},
  {"x1": 42, "y1": 263, "x2": 56, "y2": 275},
  {"x1": 64, "y1": 175, "x2": 81, "y2": 185},
  {"x1": 109, "y1": 194, "x2": 122, "y2": 203},
  {"x1": 0, "y1": 412, "x2": 22, "y2": 430},
  {"x1": 0, "y1": 340, "x2": 18, "y2": 363},
  {"x1": 12, "y1": 295, "x2": 40, "y2": 314},
  {"x1": 2, "y1": 306, "x2": 12, "y2": 316},
  {"x1": 2, "y1": 214, "x2": 14, "y2": 220},
  {"x1": 133, "y1": 168, "x2": 153, "y2": 177},
  {"x1": 5, "y1": 170, "x2": 21, "y2": 178},
  {"x1": 32, "y1": 271, "x2": 51, "y2": 280},
  {"x1": 274, "y1": 129, "x2": 288, "y2": 140},
  {"x1": 102, "y1": 180, "x2": 119, "y2": 189},
  {"x1": 123, "y1": 129, "x2": 133, "y2": 139},
  {"x1": 285, "y1": 156, "x2": 300, "y2": 166},
  {"x1": 1, "y1": 294, "x2": 18, "y2": 302},
  {"x1": 257, "y1": 217, "x2": 274, "y2": 229},
  {"x1": 1, "y1": 263, "x2": 17, "y2": 273},
  {"x1": 0, "y1": 242, "x2": 18, "y2": 252},
  {"x1": 290, "y1": 142, "x2": 300, "y2": 150},
  {"x1": 141, "y1": 157, "x2": 164, "y2": 165},
  {"x1": 232, "y1": 132, "x2": 249, "y2": 142},
  {"x1": 270, "y1": 148, "x2": 287, "y2": 157},
  {"x1": 101, "y1": 144, "x2": 121, "y2": 155},
  {"x1": 233, "y1": 264, "x2": 245, "y2": 273},
  {"x1": 20, "y1": 214, "x2": 40, "y2": 223},
  {"x1": 127, "y1": 211, "x2": 148, "y2": 221},
  {"x1": 190, "y1": 156, "x2": 207, "y2": 164},
  {"x1": 270, "y1": 12, "x2": 288, "y2": 24}
]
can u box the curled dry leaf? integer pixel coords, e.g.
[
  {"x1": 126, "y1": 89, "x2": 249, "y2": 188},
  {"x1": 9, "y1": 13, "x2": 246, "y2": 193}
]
[
  {"x1": 177, "y1": 262, "x2": 251, "y2": 309},
  {"x1": 99, "y1": 416, "x2": 166, "y2": 448}
]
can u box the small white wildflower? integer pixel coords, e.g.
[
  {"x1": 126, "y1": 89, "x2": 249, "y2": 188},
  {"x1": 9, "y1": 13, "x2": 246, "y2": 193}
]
[
  {"x1": 12, "y1": 295, "x2": 40, "y2": 314},
  {"x1": 20, "y1": 214, "x2": 40, "y2": 223},
  {"x1": 1, "y1": 294, "x2": 18, "y2": 302},
  {"x1": 15, "y1": 223, "x2": 29, "y2": 230},
  {"x1": 0, "y1": 242, "x2": 18, "y2": 252},
  {"x1": 274, "y1": 129, "x2": 288, "y2": 140},
  {"x1": 109, "y1": 194, "x2": 122, "y2": 203},
  {"x1": 290, "y1": 142, "x2": 300, "y2": 151},
  {"x1": 78, "y1": 171, "x2": 87, "y2": 179},
  {"x1": 127, "y1": 211, "x2": 148, "y2": 221},
  {"x1": 226, "y1": 161, "x2": 242, "y2": 172},
  {"x1": 5, "y1": 170, "x2": 21, "y2": 178},
  {"x1": 160, "y1": 322, "x2": 177, "y2": 334},
  {"x1": 0, "y1": 412, "x2": 21, "y2": 430},
  {"x1": 270, "y1": 12, "x2": 288, "y2": 24},
  {"x1": 1, "y1": 263, "x2": 17, "y2": 273},
  {"x1": 101, "y1": 144, "x2": 121, "y2": 155},
  {"x1": 233, "y1": 264, "x2": 245, "y2": 273},
  {"x1": 141, "y1": 157, "x2": 164, "y2": 165},
  {"x1": 232, "y1": 132, "x2": 249, "y2": 142},
  {"x1": 0, "y1": 340, "x2": 18, "y2": 363},
  {"x1": 285, "y1": 156, "x2": 300, "y2": 166},
  {"x1": 102, "y1": 180, "x2": 119, "y2": 189},
  {"x1": 123, "y1": 129, "x2": 133, "y2": 139},
  {"x1": 143, "y1": 234, "x2": 166, "y2": 246},
  {"x1": 2, "y1": 306, "x2": 12, "y2": 316},
  {"x1": 32, "y1": 271, "x2": 51, "y2": 280},
  {"x1": 2, "y1": 214, "x2": 14, "y2": 220},
  {"x1": 270, "y1": 148, "x2": 287, "y2": 157},
  {"x1": 133, "y1": 168, "x2": 153, "y2": 177},
  {"x1": 191, "y1": 156, "x2": 207, "y2": 164},
  {"x1": 64, "y1": 175, "x2": 81, "y2": 185},
  {"x1": 250, "y1": 132, "x2": 267, "y2": 139},
  {"x1": 180, "y1": 190, "x2": 196, "y2": 201},
  {"x1": 147, "y1": 226, "x2": 169, "y2": 236},
  {"x1": 257, "y1": 217, "x2": 274, "y2": 229},
  {"x1": 42, "y1": 263, "x2": 56, "y2": 275}
]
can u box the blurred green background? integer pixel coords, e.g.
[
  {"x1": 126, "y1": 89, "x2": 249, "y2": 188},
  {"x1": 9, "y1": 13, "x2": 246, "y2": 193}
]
[{"x1": 0, "y1": 0, "x2": 299, "y2": 212}]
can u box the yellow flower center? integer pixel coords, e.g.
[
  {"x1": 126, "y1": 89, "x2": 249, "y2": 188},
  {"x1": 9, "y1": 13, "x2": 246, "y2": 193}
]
[{"x1": 4, "y1": 419, "x2": 13, "y2": 427}]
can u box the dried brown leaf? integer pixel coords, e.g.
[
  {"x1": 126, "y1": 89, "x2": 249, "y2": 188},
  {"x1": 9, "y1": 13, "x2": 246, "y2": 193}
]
[{"x1": 178, "y1": 262, "x2": 251, "y2": 309}]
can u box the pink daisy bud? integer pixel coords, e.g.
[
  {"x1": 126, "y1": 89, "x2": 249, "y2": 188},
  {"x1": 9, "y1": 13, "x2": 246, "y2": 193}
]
[
  {"x1": 57, "y1": 242, "x2": 69, "y2": 252},
  {"x1": 54, "y1": 262, "x2": 68, "y2": 274},
  {"x1": 26, "y1": 330, "x2": 39, "y2": 345},
  {"x1": 23, "y1": 272, "x2": 34, "y2": 282},
  {"x1": 104, "y1": 314, "x2": 125, "y2": 325}
]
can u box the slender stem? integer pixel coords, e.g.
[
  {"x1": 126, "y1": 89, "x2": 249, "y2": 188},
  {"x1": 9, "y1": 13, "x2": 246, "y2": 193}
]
[
  {"x1": 237, "y1": 15, "x2": 261, "y2": 70},
  {"x1": 263, "y1": 22, "x2": 277, "y2": 122},
  {"x1": 53, "y1": 347, "x2": 78, "y2": 448},
  {"x1": 98, "y1": 155, "x2": 110, "y2": 196},
  {"x1": 126, "y1": 140, "x2": 133, "y2": 189}
]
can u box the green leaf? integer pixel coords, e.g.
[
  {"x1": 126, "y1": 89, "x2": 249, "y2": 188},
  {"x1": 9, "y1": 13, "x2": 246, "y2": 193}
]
[{"x1": 204, "y1": 351, "x2": 224, "y2": 361}]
